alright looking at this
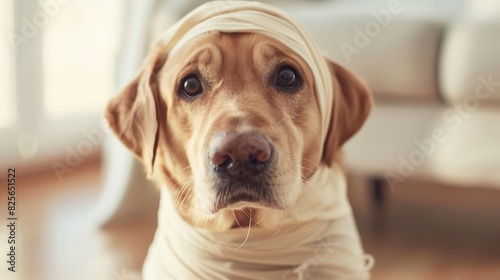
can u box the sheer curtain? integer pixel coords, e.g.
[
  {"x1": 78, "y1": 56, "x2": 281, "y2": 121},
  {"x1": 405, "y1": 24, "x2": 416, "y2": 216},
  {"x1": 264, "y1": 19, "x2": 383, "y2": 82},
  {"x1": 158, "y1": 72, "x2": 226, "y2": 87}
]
[{"x1": 0, "y1": 0, "x2": 124, "y2": 176}]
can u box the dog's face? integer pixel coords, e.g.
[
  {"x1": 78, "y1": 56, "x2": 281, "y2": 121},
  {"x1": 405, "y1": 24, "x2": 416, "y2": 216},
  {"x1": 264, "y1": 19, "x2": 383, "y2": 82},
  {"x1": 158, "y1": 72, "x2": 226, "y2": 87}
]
[
  {"x1": 161, "y1": 33, "x2": 322, "y2": 215},
  {"x1": 106, "y1": 32, "x2": 372, "y2": 230}
]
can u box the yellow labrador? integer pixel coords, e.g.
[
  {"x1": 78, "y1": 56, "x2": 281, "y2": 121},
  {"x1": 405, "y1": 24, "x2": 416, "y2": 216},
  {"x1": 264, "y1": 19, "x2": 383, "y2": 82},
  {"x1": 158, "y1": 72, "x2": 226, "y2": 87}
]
[{"x1": 106, "y1": 1, "x2": 372, "y2": 279}]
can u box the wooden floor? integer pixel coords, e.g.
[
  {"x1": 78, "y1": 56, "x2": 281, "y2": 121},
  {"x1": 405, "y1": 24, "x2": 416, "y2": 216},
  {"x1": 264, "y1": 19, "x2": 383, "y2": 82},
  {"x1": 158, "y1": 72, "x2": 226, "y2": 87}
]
[
  {"x1": 349, "y1": 176, "x2": 500, "y2": 280},
  {"x1": 1, "y1": 160, "x2": 499, "y2": 280}
]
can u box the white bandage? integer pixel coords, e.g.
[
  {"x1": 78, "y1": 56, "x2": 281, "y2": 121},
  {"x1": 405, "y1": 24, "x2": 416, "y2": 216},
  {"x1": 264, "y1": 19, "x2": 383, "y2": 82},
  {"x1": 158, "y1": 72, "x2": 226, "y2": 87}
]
[
  {"x1": 155, "y1": 1, "x2": 333, "y2": 151},
  {"x1": 143, "y1": 2, "x2": 372, "y2": 279}
]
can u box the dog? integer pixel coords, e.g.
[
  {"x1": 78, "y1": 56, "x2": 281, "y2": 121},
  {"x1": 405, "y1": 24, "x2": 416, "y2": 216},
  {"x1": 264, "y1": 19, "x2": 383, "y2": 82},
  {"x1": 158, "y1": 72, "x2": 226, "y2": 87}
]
[{"x1": 106, "y1": 1, "x2": 373, "y2": 279}]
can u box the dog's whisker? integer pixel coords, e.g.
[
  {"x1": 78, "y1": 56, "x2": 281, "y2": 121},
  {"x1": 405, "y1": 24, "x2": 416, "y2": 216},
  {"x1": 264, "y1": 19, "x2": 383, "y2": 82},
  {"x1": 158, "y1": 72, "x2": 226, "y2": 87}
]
[
  {"x1": 167, "y1": 165, "x2": 192, "y2": 181},
  {"x1": 291, "y1": 163, "x2": 317, "y2": 178},
  {"x1": 174, "y1": 178, "x2": 194, "y2": 209},
  {"x1": 252, "y1": 212, "x2": 265, "y2": 226},
  {"x1": 231, "y1": 210, "x2": 257, "y2": 240},
  {"x1": 267, "y1": 208, "x2": 284, "y2": 239},
  {"x1": 300, "y1": 157, "x2": 320, "y2": 166},
  {"x1": 273, "y1": 115, "x2": 289, "y2": 128},
  {"x1": 290, "y1": 165, "x2": 314, "y2": 188},
  {"x1": 232, "y1": 211, "x2": 246, "y2": 231},
  {"x1": 287, "y1": 206, "x2": 302, "y2": 227},
  {"x1": 216, "y1": 211, "x2": 225, "y2": 231},
  {"x1": 297, "y1": 163, "x2": 319, "y2": 174},
  {"x1": 177, "y1": 187, "x2": 195, "y2": 212},
  {"x1": 239, "y1": 209, "x2": 254, "y2": 219},
  {"x1": 170, "y1": 174, "x2": 193, "y2": 190},
  {"x1": 172, "y1": 175, "x2": 193, "y2": 189},
  {"x1": 192, "y1": 206, "x2": 207, "y2": 229},
  {"x1": 291, "y1": 165, "x2": 322, "y2": 201},
  {"x1": 171, "y1": 177, "x2": 194, "y2": 209},
  {"x1": 234, "y1": 209, "x2": 253, "y2": 250},
  {"x1": 247, "y1": 214, "x2": 266, "y2": 237},
  {"x1": 278, "y1": 190, "x2": 301, "y2": 227},
  {"x1": 299, "y1": 167, "x2": 317, "y2": 176}
]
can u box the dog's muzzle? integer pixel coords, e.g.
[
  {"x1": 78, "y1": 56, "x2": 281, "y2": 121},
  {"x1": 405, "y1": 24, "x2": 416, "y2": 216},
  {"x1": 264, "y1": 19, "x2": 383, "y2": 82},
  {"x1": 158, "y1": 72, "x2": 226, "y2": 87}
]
[{"x1": 207, "y1": 130, "x2": 276, "y2": 209}]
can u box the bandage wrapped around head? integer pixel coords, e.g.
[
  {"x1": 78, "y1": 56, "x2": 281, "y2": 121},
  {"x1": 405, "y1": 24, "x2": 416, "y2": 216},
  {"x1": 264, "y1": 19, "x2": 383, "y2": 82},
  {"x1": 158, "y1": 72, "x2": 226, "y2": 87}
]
[{"x1": 155, "y1": 1, "x2": 334, "y2": 153}]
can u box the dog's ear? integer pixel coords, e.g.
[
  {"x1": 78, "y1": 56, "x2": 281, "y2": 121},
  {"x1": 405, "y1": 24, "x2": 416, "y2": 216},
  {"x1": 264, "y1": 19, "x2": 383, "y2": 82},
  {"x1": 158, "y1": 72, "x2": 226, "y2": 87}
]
[
  {"x1": 321, "y1": 59, "x2": 373, "y2": 166},
  {"x1": 105, "y1": 49, "x2": 167, "y2": 176}
]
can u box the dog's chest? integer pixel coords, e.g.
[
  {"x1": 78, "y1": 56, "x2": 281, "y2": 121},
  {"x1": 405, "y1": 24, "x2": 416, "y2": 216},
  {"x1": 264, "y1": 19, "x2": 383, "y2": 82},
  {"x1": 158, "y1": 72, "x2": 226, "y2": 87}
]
[
  {"x1": 143, "y1": 220, "x2": 344, "y2": 280},
  {"x1": 142, "y1": 166, "x2": 357, "y2": 279}
]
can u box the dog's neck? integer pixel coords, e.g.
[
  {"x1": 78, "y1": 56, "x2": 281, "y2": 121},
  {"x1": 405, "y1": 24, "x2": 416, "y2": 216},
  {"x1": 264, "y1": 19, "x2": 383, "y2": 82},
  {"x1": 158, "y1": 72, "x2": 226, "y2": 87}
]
[{"x1": 142, "y1": 164, "x2": 366, "y2": 279}]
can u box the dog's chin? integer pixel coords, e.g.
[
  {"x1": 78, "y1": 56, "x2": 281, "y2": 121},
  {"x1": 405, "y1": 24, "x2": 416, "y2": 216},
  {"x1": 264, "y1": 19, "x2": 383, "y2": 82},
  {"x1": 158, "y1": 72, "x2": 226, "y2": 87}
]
[
  {"x1": 192, "y1": 174, "x2": 302, "y2": 216},
  {"x1": 222, "y1": 201, "x2": 263, "y2": 211},
  {"x1": 213, "y1": 197, "x2": 286, "y2": 214},
  {"x1": 194, "y1": 190, "x2": 288, "y2": 215}
]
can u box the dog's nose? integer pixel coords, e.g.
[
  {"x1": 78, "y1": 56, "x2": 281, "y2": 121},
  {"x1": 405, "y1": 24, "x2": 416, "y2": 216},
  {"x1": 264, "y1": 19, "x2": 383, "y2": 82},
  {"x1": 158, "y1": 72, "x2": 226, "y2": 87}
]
[{"x1": 208, "y1": 131, "x2": 272, "y2": 176}]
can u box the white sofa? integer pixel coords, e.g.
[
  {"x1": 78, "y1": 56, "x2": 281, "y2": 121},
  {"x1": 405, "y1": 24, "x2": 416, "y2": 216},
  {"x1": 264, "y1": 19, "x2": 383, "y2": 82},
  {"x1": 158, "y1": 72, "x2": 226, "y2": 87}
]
[
  {"x1": 274, "y1": 0, "x2": 500, "y2": 189},
  {"x1": 95, "y1": 0, "x2": 500, "y2": 225}
]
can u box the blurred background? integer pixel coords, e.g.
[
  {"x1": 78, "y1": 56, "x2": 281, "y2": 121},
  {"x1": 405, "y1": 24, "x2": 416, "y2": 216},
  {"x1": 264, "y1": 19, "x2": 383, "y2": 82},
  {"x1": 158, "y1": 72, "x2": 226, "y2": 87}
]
[{"x1": 0, "y1": 0, "x2": 499, "y2": 279}]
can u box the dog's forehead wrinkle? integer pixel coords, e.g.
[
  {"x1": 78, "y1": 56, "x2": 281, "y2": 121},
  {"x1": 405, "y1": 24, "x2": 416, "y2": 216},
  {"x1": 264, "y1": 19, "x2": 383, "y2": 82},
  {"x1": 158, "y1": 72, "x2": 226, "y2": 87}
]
[
  {"x1": 214, "y1": 33, "x2": 268, "y2": 78},
  {"x1": 186, "y1": 44, "x2": 223, "y2": 75},
  {"x1": 254, "y1": 41, "x2": 283, "y2": 62},
  {"x1": 191, "y1": 48, "x2": 211, "y2": 66}
]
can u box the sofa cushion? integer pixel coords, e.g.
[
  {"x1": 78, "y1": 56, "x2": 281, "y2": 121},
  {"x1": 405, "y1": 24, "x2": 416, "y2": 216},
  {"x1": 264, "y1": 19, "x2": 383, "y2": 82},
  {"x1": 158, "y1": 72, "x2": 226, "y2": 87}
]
[
  {"x1": 286, "y1": 5, "x2": 445, "y2": 101},
  {"x1": 440, "y1": 19, "x2": 500, "y2": 105}
]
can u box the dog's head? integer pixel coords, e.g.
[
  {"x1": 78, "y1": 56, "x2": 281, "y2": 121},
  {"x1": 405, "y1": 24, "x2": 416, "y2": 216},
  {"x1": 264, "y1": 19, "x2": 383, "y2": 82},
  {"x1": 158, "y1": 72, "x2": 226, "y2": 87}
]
[{"x1": 105, "y1": 3, "x2": 372, "y2": 230}]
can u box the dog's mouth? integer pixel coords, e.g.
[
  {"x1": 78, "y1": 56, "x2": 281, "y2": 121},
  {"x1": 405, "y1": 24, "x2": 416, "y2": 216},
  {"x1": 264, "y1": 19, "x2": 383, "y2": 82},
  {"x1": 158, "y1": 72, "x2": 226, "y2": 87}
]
[
  {"x1": 211, "y1": 181, "x2": 290, "y2": 213},
  {"x1": 214, "y1": 191, "x2": 262, "y2": 213},
  {"x1": 227, "y1": 192, "x2": 260, "y2": 205}
]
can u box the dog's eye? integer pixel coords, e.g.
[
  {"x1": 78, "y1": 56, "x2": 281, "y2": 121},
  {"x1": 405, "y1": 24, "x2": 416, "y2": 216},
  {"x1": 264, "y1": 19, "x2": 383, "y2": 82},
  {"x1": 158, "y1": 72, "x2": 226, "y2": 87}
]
[
  {"x1": 181, "y1": 76, "x2": 203, "y2": 97},
  {"x1": 276, "y1": 67, "x2": 298, "y2": 88}
]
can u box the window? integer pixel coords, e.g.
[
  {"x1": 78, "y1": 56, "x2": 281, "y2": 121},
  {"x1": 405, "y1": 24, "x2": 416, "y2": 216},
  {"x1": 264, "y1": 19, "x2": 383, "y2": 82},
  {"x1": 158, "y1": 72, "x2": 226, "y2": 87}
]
[
  {"x1": 1, "y1": 0, "x2": 125, "y2": 169},
  {"x1": 43, "y1": 0, "x2": 124, "y2": 118}
]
